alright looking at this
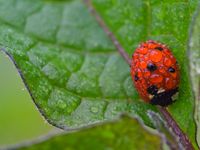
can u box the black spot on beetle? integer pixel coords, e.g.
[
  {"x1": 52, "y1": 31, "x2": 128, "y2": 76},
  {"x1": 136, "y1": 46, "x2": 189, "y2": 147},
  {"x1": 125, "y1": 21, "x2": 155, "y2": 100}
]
[
  {"x1": 147, "y1": 63, "x2": 157, "y2": 72},
  {"x1": 168, "y1": 67, "x2": 175, "y2": 73},
  {"x1": 155, "y1": 47, "x2": 163, "y2": 51},
  {"x1": 150, "y1": 88, "x2": 178, "y2": 107},
  {"x1": 134, "y1": 75, "x2": 139, "y2": 81},
  {"x1": 147, "y1": 85, "x2": 158, "y2": 95}
]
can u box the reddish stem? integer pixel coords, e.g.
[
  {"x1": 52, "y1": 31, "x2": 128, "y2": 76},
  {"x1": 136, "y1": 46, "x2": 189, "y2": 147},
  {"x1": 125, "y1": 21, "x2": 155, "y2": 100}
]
[
  {"x1": 83, "y1": 0, "x2": 195, "y2": 149},
  {"x1": 158, "y1": 106, "x2": 194, "y2": 150}
]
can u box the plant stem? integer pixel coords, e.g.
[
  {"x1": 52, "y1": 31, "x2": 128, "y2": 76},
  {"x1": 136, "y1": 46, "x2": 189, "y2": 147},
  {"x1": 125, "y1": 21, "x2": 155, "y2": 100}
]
[
  {"x1": 83, "y1": 0, "x2": 194, "y2": 149},
  {"x1": 158, "y1": 106, "x2": 194, "y2": 150}
]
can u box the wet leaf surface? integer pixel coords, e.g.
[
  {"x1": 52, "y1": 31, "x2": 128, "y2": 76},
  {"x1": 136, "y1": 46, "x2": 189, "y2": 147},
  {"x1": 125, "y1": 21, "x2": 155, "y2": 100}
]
[{"x1": 0, "y1": 0, "x2": 199, "y2": 148}]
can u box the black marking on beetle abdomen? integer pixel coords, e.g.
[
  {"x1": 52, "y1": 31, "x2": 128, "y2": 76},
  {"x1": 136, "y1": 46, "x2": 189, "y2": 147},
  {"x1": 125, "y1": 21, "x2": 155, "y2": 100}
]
[
  {"x1": 147, "y1": 85, "x2": 158, "y2": 95},
  {"x1": 147, "y1": 63, "x2": 157, "y2": 72},
  {"x1": 155, "y1": 47, "x2": 163, "y2": 51},
  {"x1": 168, "y1": 67, "x2": 175, "y2": 73},
  {"x1": 150, "y1": 88, "x2": 178, "y2": 107},
  {"x1": 134, "y1": 75, "x2": 139, "y2": 81}
]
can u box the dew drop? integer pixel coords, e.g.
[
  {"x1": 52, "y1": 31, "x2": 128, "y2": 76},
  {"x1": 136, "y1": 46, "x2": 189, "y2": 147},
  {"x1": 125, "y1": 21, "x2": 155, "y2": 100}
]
[
  {"x1": 57, "y1": 100, "x2": 67, "y2": 109},
  {"x1": 150, "y1": 50, "x2": 162, "y2": 62},
  {"x1": 164, "y1": 57, "x2": 172, "y2": 67},
  {"x1": 90, "y1": 106, "x2": 99, "y2": 113},
  {"x1": 150, "y1": 74, "x2": 163, "y2": 83}
]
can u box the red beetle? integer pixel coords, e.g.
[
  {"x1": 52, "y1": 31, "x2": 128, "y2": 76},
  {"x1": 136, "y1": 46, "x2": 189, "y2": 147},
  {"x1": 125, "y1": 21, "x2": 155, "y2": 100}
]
[{"x1": 131, "y1": 40, "x2": 180, "y2": 106}]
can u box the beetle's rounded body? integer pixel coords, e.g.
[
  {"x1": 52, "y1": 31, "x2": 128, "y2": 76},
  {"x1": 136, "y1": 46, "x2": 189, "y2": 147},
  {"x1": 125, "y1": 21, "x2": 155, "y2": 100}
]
[{"x1": 131, "y1": 40, "x2": 180, "y2": 106}]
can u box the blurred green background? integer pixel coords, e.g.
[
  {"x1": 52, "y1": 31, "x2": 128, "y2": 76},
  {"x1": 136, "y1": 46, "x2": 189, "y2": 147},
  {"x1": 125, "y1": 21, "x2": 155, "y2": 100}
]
[{"x1": 0, "y1": 52, "x2": 54, "y2": 147}]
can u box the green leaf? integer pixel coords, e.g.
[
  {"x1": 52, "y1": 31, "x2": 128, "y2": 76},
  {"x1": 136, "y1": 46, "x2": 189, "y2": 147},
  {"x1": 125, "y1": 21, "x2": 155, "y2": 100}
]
[
  {"x1": 17, "y1": 116, "x2": 163, "y2": 150},
  {"x1": 92, "y1": 0, "x2": 198, "y2": 148},
  {"x1": 188, "y1": 6, "x2": 200, "y2": 147},
  {"x1": 0, "y1": 0, "x2": 156, "y2": 130},
  {"x1": 0, "y1": 0, "x2": 198, "y2": 148}
]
